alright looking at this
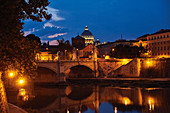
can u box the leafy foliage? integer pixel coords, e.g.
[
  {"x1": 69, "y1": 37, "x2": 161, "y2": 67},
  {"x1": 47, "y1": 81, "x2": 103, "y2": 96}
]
[
  {"x1": 110, "y1": 44, "x2": 144, "y2": 58},
  {"x1": 0, "y1": 0, "x2": 50, "y2": 78}
]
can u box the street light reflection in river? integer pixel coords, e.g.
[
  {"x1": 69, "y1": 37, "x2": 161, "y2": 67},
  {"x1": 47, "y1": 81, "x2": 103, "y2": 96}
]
[
  {"x1": 123, "y1": 97, "x2": 131, "y2": 106},
  {"x1": 148, "y1": 97, "x2": 155, "y2": 111},
  {"x1": 114, "y1": 107, "x2": 117, "y2": 113}
]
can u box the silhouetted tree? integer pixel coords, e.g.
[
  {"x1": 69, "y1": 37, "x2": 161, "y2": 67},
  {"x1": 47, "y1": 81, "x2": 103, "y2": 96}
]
[
  {"x1": 110, "y1": 44, "x2": 141, "y2": 58},
  {"x1": 0, "y1": 0, "x2": 50, "y2": 78}
]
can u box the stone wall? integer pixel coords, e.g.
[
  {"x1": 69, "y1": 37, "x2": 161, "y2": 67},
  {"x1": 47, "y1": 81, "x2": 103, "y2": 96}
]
[
  {"x1": 0, "y1": 73, "x2": 9, "y2": 113},
  {"x1": 140, "y1": 58, "x2": 170, "y2": 78},
  {"x1": 113, "y1": 58, "x2": 140, "y2": 77}
]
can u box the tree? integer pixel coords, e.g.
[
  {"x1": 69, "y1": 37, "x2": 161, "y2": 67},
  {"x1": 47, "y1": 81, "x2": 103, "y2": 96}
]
[
  {"x1": 0, "y1": 0, "x2": 50, "y2": 78},
  {"x1": 110, "y1": 44, "x2": 141, "y2": 58}
]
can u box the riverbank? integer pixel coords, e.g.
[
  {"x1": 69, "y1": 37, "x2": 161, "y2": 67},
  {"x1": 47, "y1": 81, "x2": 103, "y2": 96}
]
[{"x1": 8, "y1": 103, "x2": 27, "y2": 113}]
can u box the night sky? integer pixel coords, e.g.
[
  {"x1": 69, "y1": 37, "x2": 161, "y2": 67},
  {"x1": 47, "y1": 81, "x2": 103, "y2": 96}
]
[{"x1": 23, "y1": 0, "x2": 170, "y2": 45}]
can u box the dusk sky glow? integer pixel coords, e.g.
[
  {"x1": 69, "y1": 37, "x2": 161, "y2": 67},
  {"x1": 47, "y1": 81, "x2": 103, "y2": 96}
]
[{"x1": 23, "y1": 0, "x2": 170, "y2": 45}]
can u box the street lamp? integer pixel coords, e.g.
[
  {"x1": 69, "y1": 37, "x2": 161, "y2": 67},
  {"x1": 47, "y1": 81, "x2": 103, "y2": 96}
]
[
  {"x1": 17, "y1": 78, "x2": 25, "y2": 86},
  {"x1": 112, "y1": 48, "x2": 115, "y2": 52},
  {"x1": 9, "y1": 72, "x2": 14, "y2": 78}
]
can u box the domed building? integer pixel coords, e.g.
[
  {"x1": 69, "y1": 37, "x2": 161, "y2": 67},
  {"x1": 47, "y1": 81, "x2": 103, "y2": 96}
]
[{"x1": 81, "y1": 25, "x2": 95, "y2": 46}]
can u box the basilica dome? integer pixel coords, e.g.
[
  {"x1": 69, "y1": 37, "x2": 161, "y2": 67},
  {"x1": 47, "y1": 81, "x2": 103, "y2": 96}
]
[
  {"x1": 81, "y1": 25, "x2": 94, "y2": 46},
  {"x1": 81, "y1": 25, "x2": 93, "y2": 36}
]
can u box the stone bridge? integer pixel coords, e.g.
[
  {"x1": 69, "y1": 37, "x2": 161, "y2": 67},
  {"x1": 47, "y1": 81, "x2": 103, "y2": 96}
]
[{"x1": 36, "y1": 59, "x2": 141, "y2": 83}]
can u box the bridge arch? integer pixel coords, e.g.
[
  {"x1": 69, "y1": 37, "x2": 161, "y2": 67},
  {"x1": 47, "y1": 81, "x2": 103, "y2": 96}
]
[
  {"x1": 36, "y1": 66, "x2": 59, "y2": 83},
  {"x1": 38, "y1": 63, "x2": 58, "y2": 74},
  {"x1": 65, "y1": 65, "x2": 95, "y2": 78}
]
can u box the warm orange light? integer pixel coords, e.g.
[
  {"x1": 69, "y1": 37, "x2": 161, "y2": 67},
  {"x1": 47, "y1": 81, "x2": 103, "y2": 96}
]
[
  {"x1": 146, "y1": 60, "x2": 153, "y2": 67},
  {"x1": 122, "y1": 59, "x2": 129, "y2": 65},
  {"x1": 9, "y1": 72, "x2": 14, "y2": 78},
  {"x1": 148, "y1": 97, "x2": 154, "y2": 104},
  {"x1": 114, "y1": 107, "x2": 117, "y2": 113},
  {"x1": 148, "y1": 97, "x2": 155, "y2": 111},
  {"x1": 105, "y1": 55, "x2": 110, "y2": 59},
  {"x1": 19, "y1": 88, "x2": 26, "y2": 96},
  {"x1": 67, "y1": 109, "x2": 69, "y2": 113},
  {"x1": 112, "y1": 48, "x2": 115, "y2": 51},
  {"x1": 18, "y1": 78, "x2": 25, "y2": 86},
  {"x1": 23, "y1": 95, "x2": 29, "y2": 101},
  {"x1": 20, "y1": 80, "x2": 24, "y2": 84},
  {"x1": 123, "y1": 97, "x2": 131, "y2": 106}
]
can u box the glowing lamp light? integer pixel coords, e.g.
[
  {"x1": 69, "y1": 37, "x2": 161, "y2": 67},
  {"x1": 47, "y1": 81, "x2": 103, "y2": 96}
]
[
  {"x1": 19, "y1": 79, "x2": 24, "y2": 84},
  {"x1": 9, "y1": 72, "x2": 14, "y2": 78},
  {"x1": 148, "y1": 97, "x2": 155, "y2": 111},
  {"x1": 19, "y1": 88, "x2": 26, "y2": 96},
  {"x1": 146, "y1": 60, "x2": 153, "y2": 67},
  {"x1": 114, "y1": 107, "x2": 117, "y2": 113},
  {"x1": 67, "y1": 109, "x2": 69, "y2": 113},
  {"x1": 123, "y1": 97, "x2": 131, "y2": 106},
  {"x1": 112, "y1": 48, "x2": 115, "y2": 51},
  {"x1": 18, "y1": 78, "x2": 25, "y2": 86},
  {"x1": 105, "y1": 55, "x2": 110, "y2": 60},
  {"x1": 23, "y1": 95, "x2": 29, "y2": 101},
  {"x1": 148, "y1": 97, "x2": 154, "y2": 104}
]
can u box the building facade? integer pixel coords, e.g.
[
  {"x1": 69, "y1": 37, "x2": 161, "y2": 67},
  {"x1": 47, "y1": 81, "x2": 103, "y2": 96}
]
[
  {"x1": 146, "y1": 29, "x2": 170, "y2": 58},
  {"x1": 78, "y1": 44, "x2": 99, "y2": 58}
]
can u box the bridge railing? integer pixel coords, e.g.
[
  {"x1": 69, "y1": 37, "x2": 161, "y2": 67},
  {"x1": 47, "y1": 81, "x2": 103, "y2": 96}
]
[{"x1": 36, "y1": 59, "x2": 97, "y2": 62}]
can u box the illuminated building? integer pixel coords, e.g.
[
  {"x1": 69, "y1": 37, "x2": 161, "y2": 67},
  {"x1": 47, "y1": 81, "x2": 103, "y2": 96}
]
[
  {"x1": 81, "y1": 25, "x2": 95, "y2": 46},
  {"x1": 36, "y1": 42, "x2": 59, "y2": 61},
  {"x1": 146, "y1": 29, "x2": 170, "y2": 58},
  {"x1": 78, "y1": 44, "x2": 99, "y2": 58}
]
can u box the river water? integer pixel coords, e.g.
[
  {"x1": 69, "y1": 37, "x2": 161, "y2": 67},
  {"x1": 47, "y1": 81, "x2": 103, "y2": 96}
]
[{"x1": 7, "y1": 83, "x2": 170, "y2": 113}]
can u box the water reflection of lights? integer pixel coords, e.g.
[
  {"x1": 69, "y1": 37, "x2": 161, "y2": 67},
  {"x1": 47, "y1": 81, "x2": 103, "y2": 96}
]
[
  {"x1": 123, "y1": 97, "x2": 131, "y2": 106},
  {"x1": 145, "y1": 88, "x2": 160, "y2": 91},
  {"x1": 148, "y1": 97, "x2": 155, "y2": 111},
  {"x1": 23, "y1": 95, "x2": 29, "y2": 101},
  {"x1": 67, "y1": 109, "x2": 69, "y2": 113},
  {"x1": 114, "y1": 107, "x2": 117, "y2": 113},
  {"x1": 19, "y1": 88, "x2": 26, "y2": 96}
]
